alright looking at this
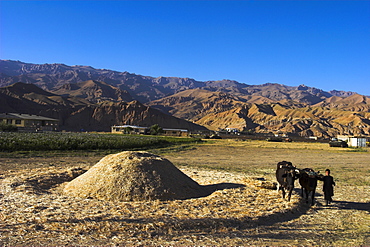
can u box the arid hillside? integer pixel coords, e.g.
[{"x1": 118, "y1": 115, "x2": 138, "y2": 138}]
[
  {"x1": 147, "y1": 89, "x2": 246, "y2": 121},
  {"x1": 149, "y1": 89, "x2": 370, "y2": 138},
  {"x1": 1, "y1": 60, "x2": 369, "y2": 137},
  {"x1": 0, "y1": 82, "x2": 207, "y2": 132},
  {"x1": 0, "y1": 60, "x2": 356, "y2": 103},
  {"x1": 52, "y1": 80, "x2": 133, "y2": 103},
  {"x1": 314, "y1": 93, "x2": 370, "y2": 112}
]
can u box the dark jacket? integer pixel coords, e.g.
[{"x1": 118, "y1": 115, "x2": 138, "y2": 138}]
[{"x1": 322, "y1": 175, "x2": 335, "y2": 199}]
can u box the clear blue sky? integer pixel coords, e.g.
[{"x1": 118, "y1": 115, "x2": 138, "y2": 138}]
[{"x1": 1, "y1": 1, "x2": 369, "y2": 95}]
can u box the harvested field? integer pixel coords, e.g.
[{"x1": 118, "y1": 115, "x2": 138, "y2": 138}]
[{"x1": 1, "y1": 139, "x2": 369, "y2": 246}]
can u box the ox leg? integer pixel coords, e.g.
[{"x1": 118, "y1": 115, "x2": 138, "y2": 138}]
[
  {"x1": 305, "y1": 189, "x2": 309, "y2": 204},
  {"x1": 281, "y1": 188, "x2": 286, "y2": 199},
  {"x1": 311, "y1": 189, "x2": 316, "y2": 206},
  {"x1": 287, "y1": 188, "x2": 293, "y2": 201}
]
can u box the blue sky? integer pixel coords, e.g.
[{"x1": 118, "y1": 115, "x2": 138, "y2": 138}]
[{"x1": 1, "y1": 1, "x2": 369, "y2": 95}]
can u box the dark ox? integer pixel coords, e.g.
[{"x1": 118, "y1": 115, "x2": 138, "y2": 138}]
[
  {"x1": 299, "y1": 168, "x2": 322, "y2": 206},
  {"x1": 276, "y1": 161, "x2": 299, "y2": 201}
]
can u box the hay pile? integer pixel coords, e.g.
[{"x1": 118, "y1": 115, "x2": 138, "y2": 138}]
[{"x1": 64, "y1": 151, "x2": 212, "y2": 201}]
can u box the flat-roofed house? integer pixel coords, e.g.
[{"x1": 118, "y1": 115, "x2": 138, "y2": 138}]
[
  {"x1": 0, "y1": 113, "x2": 59, "y2": 132},
  {"x1": 111, "y1": 125, "x2": 189, "y2": 136},
  {"x1": 162, "y1": 128, "x2": 188, "y2": 137},
  {"x1": 111, "y1": 125, "x2": 149, "y2": 134}
]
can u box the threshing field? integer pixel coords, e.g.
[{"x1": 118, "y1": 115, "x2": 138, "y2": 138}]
[{"x1": 1, "y1": 139, "x2": 369, "y2": 246}]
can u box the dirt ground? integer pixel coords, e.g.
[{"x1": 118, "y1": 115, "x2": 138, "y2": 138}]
[{"x1": 1, "y1": 140, "x2": 369, "y2": 246}]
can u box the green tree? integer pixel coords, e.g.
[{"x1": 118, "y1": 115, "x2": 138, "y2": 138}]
[
  {"x1": 123, "y1": 126, "x2": 133, "y2": 134},
  {"x1": 0, "y1": 122, "x2": 18, "y2": 132},
  {"x1": 149, "y1": 124, "x2": 163, "y2": 135}
]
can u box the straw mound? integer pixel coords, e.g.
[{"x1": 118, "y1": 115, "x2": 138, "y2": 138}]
[{"x1": 64, "y1": 151, "x2": 211, "y2": 201}]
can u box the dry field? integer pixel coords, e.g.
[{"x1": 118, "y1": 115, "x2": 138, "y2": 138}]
[{"x1": 1, "y1": 139, "x2": 369, "y2": 246}]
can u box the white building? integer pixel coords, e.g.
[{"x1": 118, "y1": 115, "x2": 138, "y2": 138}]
[
  {"x1": 349, "y1": 138, "x2": 367, "y2": 148},
  {"x1": 337, "y1": 135, "x2": 367, "y2": 148},
  {"x1": 225, "y1": 128, "x2": 239, "y2": 133}
]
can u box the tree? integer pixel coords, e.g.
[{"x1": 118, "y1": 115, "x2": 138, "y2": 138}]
[
  {"x1": 0, "y1": 122, "x2": 18, "y2": 132},
  {"x1": 123, "y1": 126, "x2": 133, "y2": 134},
  {"x1": 149, "y1": 124, "x2": 163, "y2": 135}
]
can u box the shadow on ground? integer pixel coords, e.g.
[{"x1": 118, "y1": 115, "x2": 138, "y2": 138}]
[
  {"x1": 319, "y1": 200, "x2": 370, "y2": 212},
  {"x1": 203, "y1": 182, "x2": 246, "y2": 192}
]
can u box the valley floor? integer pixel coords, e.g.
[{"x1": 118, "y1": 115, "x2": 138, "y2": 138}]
[{"x1": 1, "y1": 140, "x2": 369, "y2": 246}]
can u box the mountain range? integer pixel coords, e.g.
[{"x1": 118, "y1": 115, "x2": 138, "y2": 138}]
[
  {"x1": 0, "y1": 82, "x2": 206, "y2": 132},
  {"x1": 1, "y1": 59, "x2": 369, "y2": 138}
]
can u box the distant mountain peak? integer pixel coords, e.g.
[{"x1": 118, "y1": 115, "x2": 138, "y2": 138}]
[
  {"x1": 0, "y1": 60, "x2": 359, "y2": 101},
  {"x1": 329, "y1": 89, "x2": 356, "y2": 97},
  {"x1": 297, "y1": 84, "x2": 309, "y2": 90},
  {"x1": 4, "y1": 82, "x2": 54, "y2": 96}
]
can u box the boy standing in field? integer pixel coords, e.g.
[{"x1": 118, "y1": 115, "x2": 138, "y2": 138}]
[{"x1": 322, "y1": 169, "x2": 336, "y2": 206}]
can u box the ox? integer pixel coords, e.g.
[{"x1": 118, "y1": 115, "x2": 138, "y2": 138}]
[
  {"x1": 299, "y1": 168, "x2": 322, "y2": 206},
  {"x1": 276, "y1": 161, "x2": 299, "y2": 201}
]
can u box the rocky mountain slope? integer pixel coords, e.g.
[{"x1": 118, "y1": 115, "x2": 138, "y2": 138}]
[
  {"x1": 0, "y1": 82, "x2": 207, "y2": 132},
  {"x1": 0, "y1": 60, "x2": 355, "y2": 103},
  {"x1": 148, "y1": 89, "x2": 370, "y2": 138},
  {"x1": 1, "y1": 60, "x2": 369, "y2": 137},
  {"x1": 52, "y1": 80, "x2": 133, "y2": 103}
]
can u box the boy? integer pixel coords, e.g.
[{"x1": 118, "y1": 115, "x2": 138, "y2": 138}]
[{"x1": 322, "y1": 169, "x2": 336, "y2": 206}]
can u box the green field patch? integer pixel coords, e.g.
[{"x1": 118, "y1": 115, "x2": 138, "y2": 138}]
[{"x1": 0, "y1": 132, "x2": 201, "y2": 152}]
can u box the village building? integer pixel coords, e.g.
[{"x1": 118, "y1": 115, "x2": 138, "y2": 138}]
[
  {"x1": 161, "y1": 128, "x2": 188, "y2": 137},
  {"x1": 337, "y1": 135, "x2": 368, "y2": 148},
  {"x1": 0, "y1": 113, "x2": 59, "y2": 132},
  {"x1": 112, "y1": 125, "x2": 149, "y2": 135},
  {"x1": 111, "y1": 125, "x2": 189, "y2": 137},
  {"x1": 225, "y1": 128, "x2": 240, "y2": 133}
]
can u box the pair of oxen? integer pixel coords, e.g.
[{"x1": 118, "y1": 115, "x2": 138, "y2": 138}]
[{"x1": 276, "y1": 160, "x2": 323, "y2": 206}]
